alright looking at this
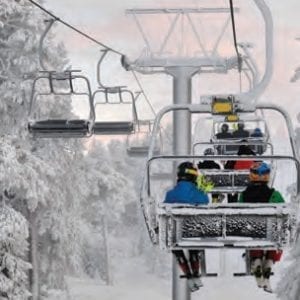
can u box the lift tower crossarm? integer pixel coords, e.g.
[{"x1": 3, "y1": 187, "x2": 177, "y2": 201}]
[{"x1": 126, "y1": 8, "x2": 239, "y2": 14}]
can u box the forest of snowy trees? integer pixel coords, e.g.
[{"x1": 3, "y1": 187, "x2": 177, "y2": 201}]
[
  {"x1": 0, "y1": 0, "x2": 170, "y2": 299},
  {"x1": 1, "y1": 0, "x2": 300, "y2": 300}
]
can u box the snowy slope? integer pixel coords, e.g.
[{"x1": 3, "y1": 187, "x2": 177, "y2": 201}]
[{"x1": 67, "y1": 252, "x2": 281, "y2": 300}]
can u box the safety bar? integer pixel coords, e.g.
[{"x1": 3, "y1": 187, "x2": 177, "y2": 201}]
[
  {"x1": 192, "y1": 141, "x2": 274, "y2": 155},
  {"x1": 29, "y1": 72, "x2": 95, "y2": 122},
  {"x1": 145, "y1": 155, "x2": 300, "y2": 197},
  {"x1": 92, "y1": 88, "x2": 138, "y2": 124}
]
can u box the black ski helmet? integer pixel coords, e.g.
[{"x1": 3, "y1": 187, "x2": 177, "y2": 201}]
[
  {"x1": 204, "y1": 148, "x2": 214, "y2": 156},
  {"x1": 237, "y1": 122, "x2": 245, "y2": 130},
  {"x1": 221, "y1": 123, "x2": 229, "y2": 133},
  {"x1": 177, "y1": 162, "x2": 198, "y2": 183}
]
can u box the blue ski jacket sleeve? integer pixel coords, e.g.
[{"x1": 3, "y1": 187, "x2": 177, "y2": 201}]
[{"x1": 164, "y1": 181, "x2": 209, "y2": 205}]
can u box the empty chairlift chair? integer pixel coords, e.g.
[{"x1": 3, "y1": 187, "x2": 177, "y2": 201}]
[
  {"x1": 126, "y1": 120, "x2": 162, "y2": 157},
  {"x1": 92, "y1": 88, "x2": 138, "y2": 135},
  {"x1": 92, "y1": 49, "x2": 137, "y2": 135},
  {"x1": 28, "y1": 70, "x2": 95, "y2": 138}
]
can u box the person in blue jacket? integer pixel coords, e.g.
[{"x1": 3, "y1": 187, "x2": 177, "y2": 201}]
[
  {"x1": 164, "y1": 162, "x2": 209, "y2": 292},
  {"x1": 165, "y1": 161, "x2": 209, "y2": 205}
]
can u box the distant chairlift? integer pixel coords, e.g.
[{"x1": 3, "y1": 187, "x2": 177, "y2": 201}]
[
  {"x1": 126, "y1": 92, "x2": 163, "y2": 157},
  {"x1": 92, "y1": 88, "x2": 138, "y2": 135},
  {"x1": 28, "y1": 70, "x2": 95, "y2": 138},
  {"x1": 28, "y1": 19, "x2": 95, "y2": 138},
  {"x1": 126, "y1": 119, "x2": 162, "y2": 157},
  {"x1": 92, "y1": 50, "x2": 137, "y2": 135},
  {"x1": 212, "y1": 118, "x2": 270, "y2": 154},
  {"x1": 209, "y1": 96, "x2": 271, "y2": 155}
]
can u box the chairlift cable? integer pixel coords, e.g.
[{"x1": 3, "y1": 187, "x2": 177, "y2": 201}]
[
  {"x1": 27, "y1": 0, "x2": 124, "y2": 56},
  {"x1": 239, "y1": 71, "x2": 242, "y2": 92},
  {"x1": 27, "y1": 0, "x2": 157, "y2": 118},
  {"x1": 131, "y1": 70, "x2": 172, "y2": 144},
  {"x1": 131, "y1": 70, "x2": 156, "y2": 116},
  {"x1": 229, "y1": 0, "x2": 242, "y2": 73}
]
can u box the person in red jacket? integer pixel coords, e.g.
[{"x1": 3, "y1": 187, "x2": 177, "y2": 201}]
[
  {"x1": 234, "y1": 144, "x2": 256, "y2": 169},
  {"x1": 225, "y1": 144, "x2": 256, "y2": 202}
]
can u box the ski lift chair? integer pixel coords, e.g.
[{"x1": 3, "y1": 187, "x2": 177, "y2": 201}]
[
  {"x1": 212, "y1": 118, "x2": 270, "y2": 155},
  {"x1": 150, "y1": 155, "x2": 298, "y2": 252},
  {"x1": 28, "y1": 70, "x2": 95, "y2": 138},
  {"x1": 126, "y1": 119, "x2": 162, "y2": 157},
  {"x1": 92, "y1": 88, "x2": 137, "y2": 135},
  {"x1": 92, "y1": 49, "x2": 138, "y2": 135},
  {"x1": 140, "y1": 104, "x2": 300, "y2": 256}
]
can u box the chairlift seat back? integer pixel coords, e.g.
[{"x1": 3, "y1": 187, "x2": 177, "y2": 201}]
[
  {"x1": 126, "y1": 127, "x2": 161, "y2": 157},
  {"x1": 201, "y1": 170, "x2": 250, "y2": 192},
  {"x1": 158, "y1": 204, "x2": 293, "y2": 250},
  {"x1": 213, "y1": 138, "x2": 268, "y2": 155}
]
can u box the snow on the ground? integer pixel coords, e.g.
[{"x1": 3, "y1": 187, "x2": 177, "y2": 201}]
[{"x1": 67, "y1": 250, "x2": 282, "y2": 300}]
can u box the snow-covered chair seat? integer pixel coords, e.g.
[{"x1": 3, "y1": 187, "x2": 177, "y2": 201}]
[
  {"x1": 28, "y1": 119, "x2": 90, "y2": 138},
  {"x1": 158, "y1": 203, "x2": 293, "y2": 250},
  {"x1": 93, "y1": 121, "x2": 134, "y2": 135}
]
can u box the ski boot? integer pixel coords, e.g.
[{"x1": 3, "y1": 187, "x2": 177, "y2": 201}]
[
  {"x1": 262, "y1": 259, "x2": 273, "y2": 293},
  {"x1": 251, "y1": 258, "x2": 264, "y2": 288},
  {"x1": 187, "y1": 277, "x2": 200, "y2": 292},
  {"x1": 179, "y1": 274, "x2": 201, "y2": 292},
  {"x1": 192, "y1": 275, "x2": 204, "y2": 289}
]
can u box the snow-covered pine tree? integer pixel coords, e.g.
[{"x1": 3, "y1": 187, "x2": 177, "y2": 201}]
[
  {"x1": 106, "y1": 138, "x2": 171, "y2": 278},
  {"x1": 79, "y1": 139, "x2": 139, "y2": 284},
  {"x1": 0, "y1": 204, "x2": 31, "y2": 300}
]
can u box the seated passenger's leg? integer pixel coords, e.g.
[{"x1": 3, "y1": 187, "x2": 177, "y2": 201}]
[
  {"x1": 189, "y1": 250, "x2": 203, "y2": 289},
  {"x1": 261, "y1": 250, "x2": 282, "y2": 293},
  {"x1": 249, "y1": 250, "x2": 264, "y2": 288},
  {"x1": 262, "y1": 258, "x2": 274, "y2": 293},
  {"x1": 173, "y1": 250, "x2": 192, "y2": 278},
  {"x1": 249, "y1": 250, "x2": 264, "y2": 259},
  {"x1": 266, "y1": 250, "x2": 283, "y2": 262},
  {"x1": 189, "y1": 250, "x2": 200, "y2": 277}
]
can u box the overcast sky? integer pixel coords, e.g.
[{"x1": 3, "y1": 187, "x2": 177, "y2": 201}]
[{"x1": 41, "y1": 0, "x2": 300, "y2": 128}]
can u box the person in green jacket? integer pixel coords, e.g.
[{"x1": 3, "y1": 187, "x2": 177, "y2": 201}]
[
  {"x1": 239, "y1": 161, "x2": 284, "y2": 293},
  {"x1": 239, "y1": 161, "x2": 284, "y2": 203}
]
